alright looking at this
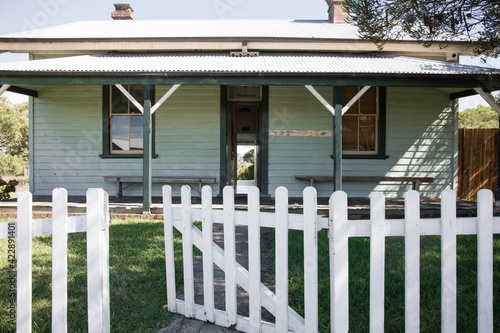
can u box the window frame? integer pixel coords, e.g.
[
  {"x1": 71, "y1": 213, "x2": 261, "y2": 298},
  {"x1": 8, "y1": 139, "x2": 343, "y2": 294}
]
[
  {"x1": 100, "y1": 85, "x2": 158, "y2": 159},
  {"x1": 341, "y1": 86, "x2": 387, "y2": 159}
]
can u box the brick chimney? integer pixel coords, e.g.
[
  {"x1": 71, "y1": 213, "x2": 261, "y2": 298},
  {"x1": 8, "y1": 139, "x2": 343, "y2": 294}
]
[
  {"x1": 325, "y1": 0, "x2": 348, "y2": 23},
  {"x1": 111, "y1": 4, "x2": 135, "y2": 20}
]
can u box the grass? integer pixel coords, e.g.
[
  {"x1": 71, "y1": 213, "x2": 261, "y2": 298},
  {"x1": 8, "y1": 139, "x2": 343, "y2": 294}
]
[
  {"x1": 271, "y1": 229, "x2": 500, "y2": 333},
  {"x1": 0, "y1": 218, "x2": 193, "y2": 332},
  {"x1": 1, "y1": 215, "x2": 498, "y2": 332}
]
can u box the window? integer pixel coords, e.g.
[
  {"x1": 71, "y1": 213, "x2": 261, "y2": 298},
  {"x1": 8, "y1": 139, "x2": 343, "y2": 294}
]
[
  {"x1": 101, "y1": 85, "x2": 156, "y2": 158},
  {"x1": 340, "y1": 86, "x2": 383, "y2": 156},
  {"x1": 110, "y1": 85, "x2": 144, "y2": 153}
]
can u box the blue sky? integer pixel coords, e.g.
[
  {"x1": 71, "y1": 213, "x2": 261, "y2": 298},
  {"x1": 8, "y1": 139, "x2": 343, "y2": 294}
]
[{"x1": 0, "y1": 0, "x2": 497, "y2": 109}]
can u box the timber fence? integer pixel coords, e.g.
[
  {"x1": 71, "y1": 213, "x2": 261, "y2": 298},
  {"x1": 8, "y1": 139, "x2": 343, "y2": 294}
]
[
  {"x1": 165, "y1": 185, "x2": 500, "y2": 332},
  {"x1": 1, "y1": 188, "x2": 110, "y2": 333},
  {"x1": 458, "y1": 128, "x2": 498, "y2": 200}
]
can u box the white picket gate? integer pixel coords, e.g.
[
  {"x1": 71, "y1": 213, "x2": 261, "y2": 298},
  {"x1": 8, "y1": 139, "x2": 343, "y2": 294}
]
[
  {"x1": 163, "y1": 185, "x2": 500, "y2": 333},
  {"x1": 0, "y1": 188, "x2": 110, "y2": 333}
]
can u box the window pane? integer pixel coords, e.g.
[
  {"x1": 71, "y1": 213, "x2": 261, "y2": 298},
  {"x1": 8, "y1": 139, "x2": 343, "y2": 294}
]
[
  {"x1": 111, "y1": 86, "x2": 128, "y2": 114},
  {"x1": 130, "y1": 116, "x2": 144, "y2": 151},
  {"x1": 341, "y1": 86, "x2": 359, "y2": 115},
  {"x1": 130, "y1": 85, "x2": 144, "y2": 114},
  {"x1": 360, "y1": 87, "x2": 377, "y2": 115},
  {"x1": 228, "y1": 86, "x2": 261, "y2": 101},
  {"x1": 342, "y1": 116, "x2": 358, "y2": 151},
  {"x1": 111, "y1": 116, "x2": 130, "y2": 151},
  {"x1": 359, "y1": 116, "x2": 376, "y2": 151}
]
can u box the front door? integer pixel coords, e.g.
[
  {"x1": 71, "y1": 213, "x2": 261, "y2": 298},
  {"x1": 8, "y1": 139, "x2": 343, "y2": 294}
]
[
  {"x1": 224, "y1": 85, "x2": 263, "y2": 194},
  {"x1": 226, "y1": 103, "x2": 260, "y2": 193}
]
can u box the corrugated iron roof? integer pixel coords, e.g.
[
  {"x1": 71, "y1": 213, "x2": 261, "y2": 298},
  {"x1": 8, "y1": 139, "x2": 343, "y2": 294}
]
[
  {"x1": 0, "y1": 19, "x2": 369, "y2": 40},
  {"x1": 0, "y1": 53, "x2": 497, "y2": 76}
]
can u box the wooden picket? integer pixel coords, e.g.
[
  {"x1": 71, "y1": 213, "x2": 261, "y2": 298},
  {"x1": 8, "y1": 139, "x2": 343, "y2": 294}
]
[
  {"x1": 163, "y1": 185, "x2": 500, "y2": 333},
  {"x1": 0, "y1": 188, "x2": 110, "y2": 333}
]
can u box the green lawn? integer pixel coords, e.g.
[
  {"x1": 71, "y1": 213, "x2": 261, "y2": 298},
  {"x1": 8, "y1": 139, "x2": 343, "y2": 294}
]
[
  {"x1": 272, "y1": 229, "x2": 500, "y2": 332},
  {"x1": 1, "y1": 216, "x2": 498, "y2": 332},
  {"x1": 0, "y1": 218, "x2": 182, "y2": 332}
]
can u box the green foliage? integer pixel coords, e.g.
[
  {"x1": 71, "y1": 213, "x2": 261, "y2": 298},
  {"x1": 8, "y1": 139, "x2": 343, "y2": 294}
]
[
  {"x1": 243, "y1": 149, "x2": 255, "y2": 164},
  {"x1": 237, "y1": 163, "x2": 254, "y2": 180},
  {"x1": 459, "y1": 105, "x2": 499, "y2": 128},
  {"x1": 0, "y1": 98, "x2": 29, "y2": 175},
  {"x1": 345, "y1": 0, "x2": 500, "y2": 55},
  {"x1": 0, "y1": 154, "x2": 25, "y2": 175},
  {"x1": 0, "y1": 177, "x2": 17, "y2": 201}
]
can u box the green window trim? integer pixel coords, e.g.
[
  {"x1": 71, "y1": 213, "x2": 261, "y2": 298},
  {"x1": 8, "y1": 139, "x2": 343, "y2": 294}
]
[{"x1": 100, "y1": 85, "x2": 158, "y2": 159}]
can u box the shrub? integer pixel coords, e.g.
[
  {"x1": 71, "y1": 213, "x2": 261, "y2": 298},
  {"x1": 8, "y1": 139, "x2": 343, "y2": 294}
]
[
  {"x1": 0, "y1": 177, "x2": 18, "y2": 201},
  {"x1": 237, "y1": 163, "x2": 254, "y2": 180}
]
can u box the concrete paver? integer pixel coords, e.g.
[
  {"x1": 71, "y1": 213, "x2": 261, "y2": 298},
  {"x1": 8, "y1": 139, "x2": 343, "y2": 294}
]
[{"x1": 159, "y1": 315, "x2": 240, "y2": 332}]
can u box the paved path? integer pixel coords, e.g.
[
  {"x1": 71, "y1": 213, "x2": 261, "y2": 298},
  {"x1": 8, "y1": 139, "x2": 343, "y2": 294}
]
[{"x1": 159, "y1": 315, "x2": 240, "y2": 332}]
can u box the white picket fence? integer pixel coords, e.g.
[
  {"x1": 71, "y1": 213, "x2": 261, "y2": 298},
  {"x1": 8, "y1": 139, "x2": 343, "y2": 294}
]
[
  {"x1": 163, "y1": 185, "x2": 500, "y2": 333},
  {"x1": 0, "y1": 188, "x2": 110, "y2": 333}
]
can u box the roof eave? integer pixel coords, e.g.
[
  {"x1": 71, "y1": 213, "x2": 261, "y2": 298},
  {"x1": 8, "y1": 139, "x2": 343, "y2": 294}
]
[
  {"x1": 0, "y1": 38, "x2": 477, "y2": 56},
  {"x1": 1, "y1": 71, "x2": 498, "y2": 90}
]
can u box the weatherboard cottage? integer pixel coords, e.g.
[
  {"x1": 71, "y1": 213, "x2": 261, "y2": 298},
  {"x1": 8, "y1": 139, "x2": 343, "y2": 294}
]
[{"x1": 1, "y1": 2, "x2": 499, "y2": 212}]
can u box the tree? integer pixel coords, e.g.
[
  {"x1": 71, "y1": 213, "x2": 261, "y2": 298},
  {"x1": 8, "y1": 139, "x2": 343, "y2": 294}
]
[
  {"x1": 344, "y1": 0, "x2": 500, "y2": 55},
  {"x1": 459, "y1": 105, "x2": 499, "y2": 128},
  {"x1": 0, "y1": 97, "x2": 29, "y2": 175}
]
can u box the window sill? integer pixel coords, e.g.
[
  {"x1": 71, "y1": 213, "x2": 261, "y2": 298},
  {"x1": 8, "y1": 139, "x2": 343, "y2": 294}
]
[{"x1": 99, "y1": 154, "x2": 159, "y2": 159}]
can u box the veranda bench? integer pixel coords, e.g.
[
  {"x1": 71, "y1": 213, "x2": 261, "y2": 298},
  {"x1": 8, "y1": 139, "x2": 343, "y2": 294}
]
[
  {"x1": 103, "y1": 176, "x2": 217, "y2": 198},
  {"x1": 295, "y1": 175, "x2": 434, "y2": 192}
]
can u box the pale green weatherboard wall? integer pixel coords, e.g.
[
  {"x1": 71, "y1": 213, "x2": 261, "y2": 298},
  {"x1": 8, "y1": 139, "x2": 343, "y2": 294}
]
[
  {"x1": 268, "y1": 86, "x2": 456, "y2": 198},
  {"x1": 32, "y1": 84, "x2": 455, "y2": 198},
  {"x1": 32, "y1": 85, "x2": 220, "y2": 197}
]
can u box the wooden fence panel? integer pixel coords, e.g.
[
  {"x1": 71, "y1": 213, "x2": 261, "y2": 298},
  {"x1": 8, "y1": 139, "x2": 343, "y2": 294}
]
[
  {"x1": 458, "y1": 129, "x2": 498, "y2": 199},
  {"x1": 164, "y1": 185, "x2": 500, "y2": 333}
]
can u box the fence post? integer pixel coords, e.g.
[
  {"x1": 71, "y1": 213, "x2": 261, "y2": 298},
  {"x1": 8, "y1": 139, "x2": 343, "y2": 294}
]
[
  {"x1": 477, "y1": 189, "x2": 493, "y2": 333},
  {"x1": 304, "y1": 187, "x2": 318, "y2": 332},
  {"x1": 330, "y1": 191, "x2": 349, "y2": 333},
  {"x1": 52, "y1": 188, "x2": 68, "y2": 333},
  {"x1": 87, "y1": 188, "x2": 110, "y2": 333},
  {"x1": 17, "y1": 191, "x2": 32, "y2": 333},
  {"x1": 202, "y1": 185, "x2": 215, "y2": 323},
  {"x1": 163, "y1": 185, "x2": 177, "y2": 313},
  {"x1": 275, "y1": 186, "x2": 289, "y2": 333},
  {"x1": 441, "y1": 189, "x2": 457, "y2": 332},
  {"x1": 405, "y1": 190, "x2": 420, "y2": 333},
  {"x1": 223, "y1": 186, "x2": 237, "y2": 326},
  {"x1": 181, "y1": 185, "x2": 195, "y2": 318},
  {"x1": 248, "y1": 186, "x2": 261, "y2": 333},
  {"x1": 369, "y1": 192, "x2": 385, "y2": 333}
]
